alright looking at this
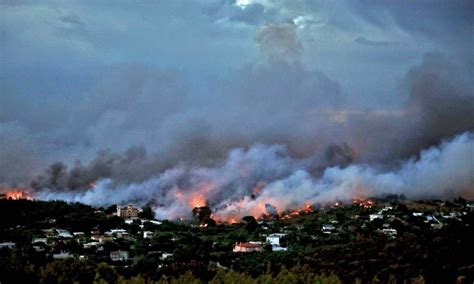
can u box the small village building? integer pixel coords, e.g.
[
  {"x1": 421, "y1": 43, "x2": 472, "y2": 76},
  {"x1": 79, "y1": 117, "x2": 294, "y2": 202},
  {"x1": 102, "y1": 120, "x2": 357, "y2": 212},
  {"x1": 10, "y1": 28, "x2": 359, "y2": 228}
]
[
  {"x1": 266, "y1": 233, "x2": 288, "y2": 251},
  {"x1": 110, "y1": 250, "x2": 129, "y2": 262},
  {"x1": 53, "y1": 252, "x2": 73, "y2": 259},
  {"x1": 272, "y1": 246, "x2": 288, "y2": 251},
  {"x1": 233, "y1": 242, "x2": 263, "y2": 253},
  {"x1": 73, "y1": 232, "x2": 85, "y2": 237},
  {"x1": 57, "y1": 229, "x2": 73, "y2": 238},
  {"x1": 160, "y1": 253, "x2": 173, "y2": 260},
  {"x1": 143, "y1": 231, "x2": 154, "y2": 239},
  {"x1": 381, "y1": 228, "x2": 398, "y2": 238},
  {"x1": 466, "y1": 203, "x2": 474, "y2": 212},
  {"x1": 32, "y1": 238, "x2": 48, "y2": 244},
  {"x1": 369, "y1": 214, "x2": 383, "y2": 221},
  {"x1": 322, "y1": 224, "x2": 335, "y2": 234},
  {"x1": 266, "y1": 233, "x2": 286, "y2": 246},
  {"x1": 105, "y1": 229, "x2": 130, "y2": 239},
  {"x1": 117, "y1": 204, "x2": 141, "y2": 218},
  {"x1": 0, "y1": 242, "x2": 16, "y2": 249},
  {"x1": 32, "y1": 243, "x2": 46, "y2": 252},
  {"x1": 83, "y1": 241, "x2": 101, "y2": 249},
  {"x1": 431, "y1": 223, "x2": 443, "y2": 229}
]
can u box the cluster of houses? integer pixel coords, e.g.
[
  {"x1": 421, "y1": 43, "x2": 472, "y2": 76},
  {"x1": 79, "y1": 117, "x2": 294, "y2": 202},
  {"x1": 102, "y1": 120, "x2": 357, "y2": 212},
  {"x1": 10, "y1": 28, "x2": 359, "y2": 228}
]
[
  {"x1": 1, "y1": 200, "x2": 473, "y2": 262},
  {"x1": 0, "y1": 204, "x2": 166, "y2": 262},
  {"x1": 232, "y1": 201, "x2": 474, "y2": 253}
]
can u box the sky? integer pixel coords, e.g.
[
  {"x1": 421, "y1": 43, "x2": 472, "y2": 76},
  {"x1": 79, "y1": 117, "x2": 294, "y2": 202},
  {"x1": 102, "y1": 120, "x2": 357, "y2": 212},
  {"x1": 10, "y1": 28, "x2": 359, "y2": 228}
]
[{"x1": 1, "y1": 0, "x2": 473, "y2": 210}]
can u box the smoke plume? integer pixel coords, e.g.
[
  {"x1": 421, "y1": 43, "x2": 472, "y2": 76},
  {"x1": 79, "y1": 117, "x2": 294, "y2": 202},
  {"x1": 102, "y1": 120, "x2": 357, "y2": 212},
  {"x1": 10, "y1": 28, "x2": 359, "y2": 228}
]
[
  {"x1": 2, "y1": 2, "x2": 473, "y2": 222},
  {"x1": 36, "y1": 132, "x2": 474, "y2": 220}
]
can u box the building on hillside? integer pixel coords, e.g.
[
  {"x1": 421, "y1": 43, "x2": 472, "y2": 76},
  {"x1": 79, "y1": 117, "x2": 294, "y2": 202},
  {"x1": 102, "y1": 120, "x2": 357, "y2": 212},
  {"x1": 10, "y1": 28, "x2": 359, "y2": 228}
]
[
  {"x1": 322, "y1": 224, "x2": 335, "y2": 234},
  {"x1": 117, "y1": 204, "x2": 141, "y2": 218},
  {"x1": 369, "y1": 214, "x2": 383, "y2": 221},
  {"x1": 381, "y1": 228, "x2": 398, "y2": 238},
  {"x1": 110, "y1": 250, "x2": 129, "y2": 262},
  {"x1": 233, "y1": 242, "x2": 263, "y2": 253},
  {"x1": 266, "y1": 233, "x2": 286, "y2": 246},
  {"x1": 32, "y1": 238, "x2": 48, "y2": 244},
  {"x1": 143, "y1": 231, "x2": 154, "y2": 239},
  {"x1": 73, "y1": 232, "x2": 85, "y2": 237},
  {"x1": 466, "y1": 203, "x2": 474, "y2": 212},
  {"x1": 56, "y1": 229, "x2": 73, "y2": 238},
  {"x1": 266, "y1": 233, "x2": 288, "y2": 251},
  {"x1": 83, "y1": 242, "x2": 101, "y2": 249},
  {"x1": 0, "y1": 242, "x2": 16, "y2": 249},
  {"x1": 53, "y1": 252, "x2": 73, "y2": 259}
]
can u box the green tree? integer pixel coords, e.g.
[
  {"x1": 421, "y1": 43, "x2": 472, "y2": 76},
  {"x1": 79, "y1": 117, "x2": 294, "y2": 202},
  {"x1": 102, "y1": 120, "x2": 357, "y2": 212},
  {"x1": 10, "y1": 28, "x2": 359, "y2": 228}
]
[{"x1": 94, "y1": 262, "x2": 119, "y2": 284}]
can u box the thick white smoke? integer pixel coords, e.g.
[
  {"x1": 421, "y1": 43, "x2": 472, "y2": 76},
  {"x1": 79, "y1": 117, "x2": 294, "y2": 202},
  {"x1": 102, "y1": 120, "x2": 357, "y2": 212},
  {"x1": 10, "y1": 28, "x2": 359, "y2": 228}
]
[{"x1": 37, "y1": 132, "x2": 474, "y2": 221}]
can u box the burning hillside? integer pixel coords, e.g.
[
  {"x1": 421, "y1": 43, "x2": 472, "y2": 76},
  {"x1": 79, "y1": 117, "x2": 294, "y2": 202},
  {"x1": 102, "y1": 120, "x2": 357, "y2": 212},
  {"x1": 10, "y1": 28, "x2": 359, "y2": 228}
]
[
  {"x1": 30, "y1": 132, "x2": 473, "y2": 222},
  {"x1": 1, "y1": 189, "x2": 33, "y2": 200}
]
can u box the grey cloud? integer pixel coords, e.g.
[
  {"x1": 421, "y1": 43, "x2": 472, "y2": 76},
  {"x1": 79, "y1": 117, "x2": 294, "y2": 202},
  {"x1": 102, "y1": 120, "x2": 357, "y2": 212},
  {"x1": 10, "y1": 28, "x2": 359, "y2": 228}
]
[
  {"x1": 229, "y1": 3, "x2": 265, "y2": 25},
  {"x1": 255, "y1": 23, "x2": 303, "y2": 62},
  {"x1": 354, "y1": 36, "x2": 403, "y2": 47}
]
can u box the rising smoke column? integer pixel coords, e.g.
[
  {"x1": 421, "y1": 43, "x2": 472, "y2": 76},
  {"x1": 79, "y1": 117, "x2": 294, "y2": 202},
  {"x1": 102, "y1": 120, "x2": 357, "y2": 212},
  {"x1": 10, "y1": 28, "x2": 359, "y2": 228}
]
[{"x1": 36, "y1": 132, "x2": 474, "y2": 221}]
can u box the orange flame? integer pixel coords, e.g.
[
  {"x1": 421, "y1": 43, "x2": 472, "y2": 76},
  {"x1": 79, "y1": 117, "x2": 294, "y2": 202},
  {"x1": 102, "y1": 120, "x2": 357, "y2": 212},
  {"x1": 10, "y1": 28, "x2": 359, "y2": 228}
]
[
  {"x1": 189, "y1": 194, "x2": 206, "y2": 208},
  {"x1": 352, "y1": 197, "x2": 375, "y2": 208},
  {"x1": 3, "y1": 189, "x2": 32, "y2": 200},
  {"x1": 281, "y1": 203, "x2": 314, "y2": 220}
]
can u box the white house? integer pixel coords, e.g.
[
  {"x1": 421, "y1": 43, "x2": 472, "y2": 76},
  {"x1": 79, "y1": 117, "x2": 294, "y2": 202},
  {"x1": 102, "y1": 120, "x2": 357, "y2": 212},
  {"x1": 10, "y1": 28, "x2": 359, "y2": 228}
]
[
  {"x1": 322, "y1": 224, "x2": 335, "y2": 234},
  {"x1": 53, "y1": 252, "x2": 73, "y2": 259},
  {"x1": 110, "y1": 250, "x2": 129, "y2": 262},
  {"x1": 57, "y1": 229, "x2": 73, "y2": 238},
  {"x1": 83, "y1": 242, "x2": 101, "y2": 249},
  {"x1": 160, "y1": 253, "x2": 173, "y2": 260},
  {"x1": 0, "y1": 242, "x2": 16, "y2": 249},
  {"x1": 369, "y1": 214, "x2": 383, "y2": 221},
  {"x1": 32, "y1": 238, "x2": 48, "y2": 244},
  {"x1": 266, "y1": 233, "x2": 286, "y2": 246},
  {"x1": 143, "y1": 231, "x2": 154, "y2": 239},
  {"x1": 381, "y1": 228, "x2": 397, "y2": 238},
  {"x1": 105, "y1": 229, "x2": 129, "y2": 238},
  {"x1": 73, "y1": 232, "x2": 85, "y2": 237},
  {"x1": 266, "y1": 233, "x2": 287, "y2": 251}
]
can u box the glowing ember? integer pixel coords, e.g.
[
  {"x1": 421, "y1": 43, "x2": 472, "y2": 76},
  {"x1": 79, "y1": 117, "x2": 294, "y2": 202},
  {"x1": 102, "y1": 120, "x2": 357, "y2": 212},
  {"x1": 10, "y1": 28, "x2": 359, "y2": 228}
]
[
  {"x1": 352, "y1": 198, "x2": 375, "y2": 208},
  {"x1": 227, "y1": 216, "x2": 238, "y2": 224},
  {"x1": 281, "y1": 203, "x2": 315, "y2": 220},
  {"x1": 3, "y1": 190, "x2": 33, "y2": 200}
]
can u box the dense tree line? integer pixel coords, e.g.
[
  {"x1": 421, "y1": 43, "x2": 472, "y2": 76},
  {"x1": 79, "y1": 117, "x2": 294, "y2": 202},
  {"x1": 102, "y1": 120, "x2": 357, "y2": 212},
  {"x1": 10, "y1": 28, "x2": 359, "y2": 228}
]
[{"x1": 0, "y1": 199, "x2": 473, "y2": 283}]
